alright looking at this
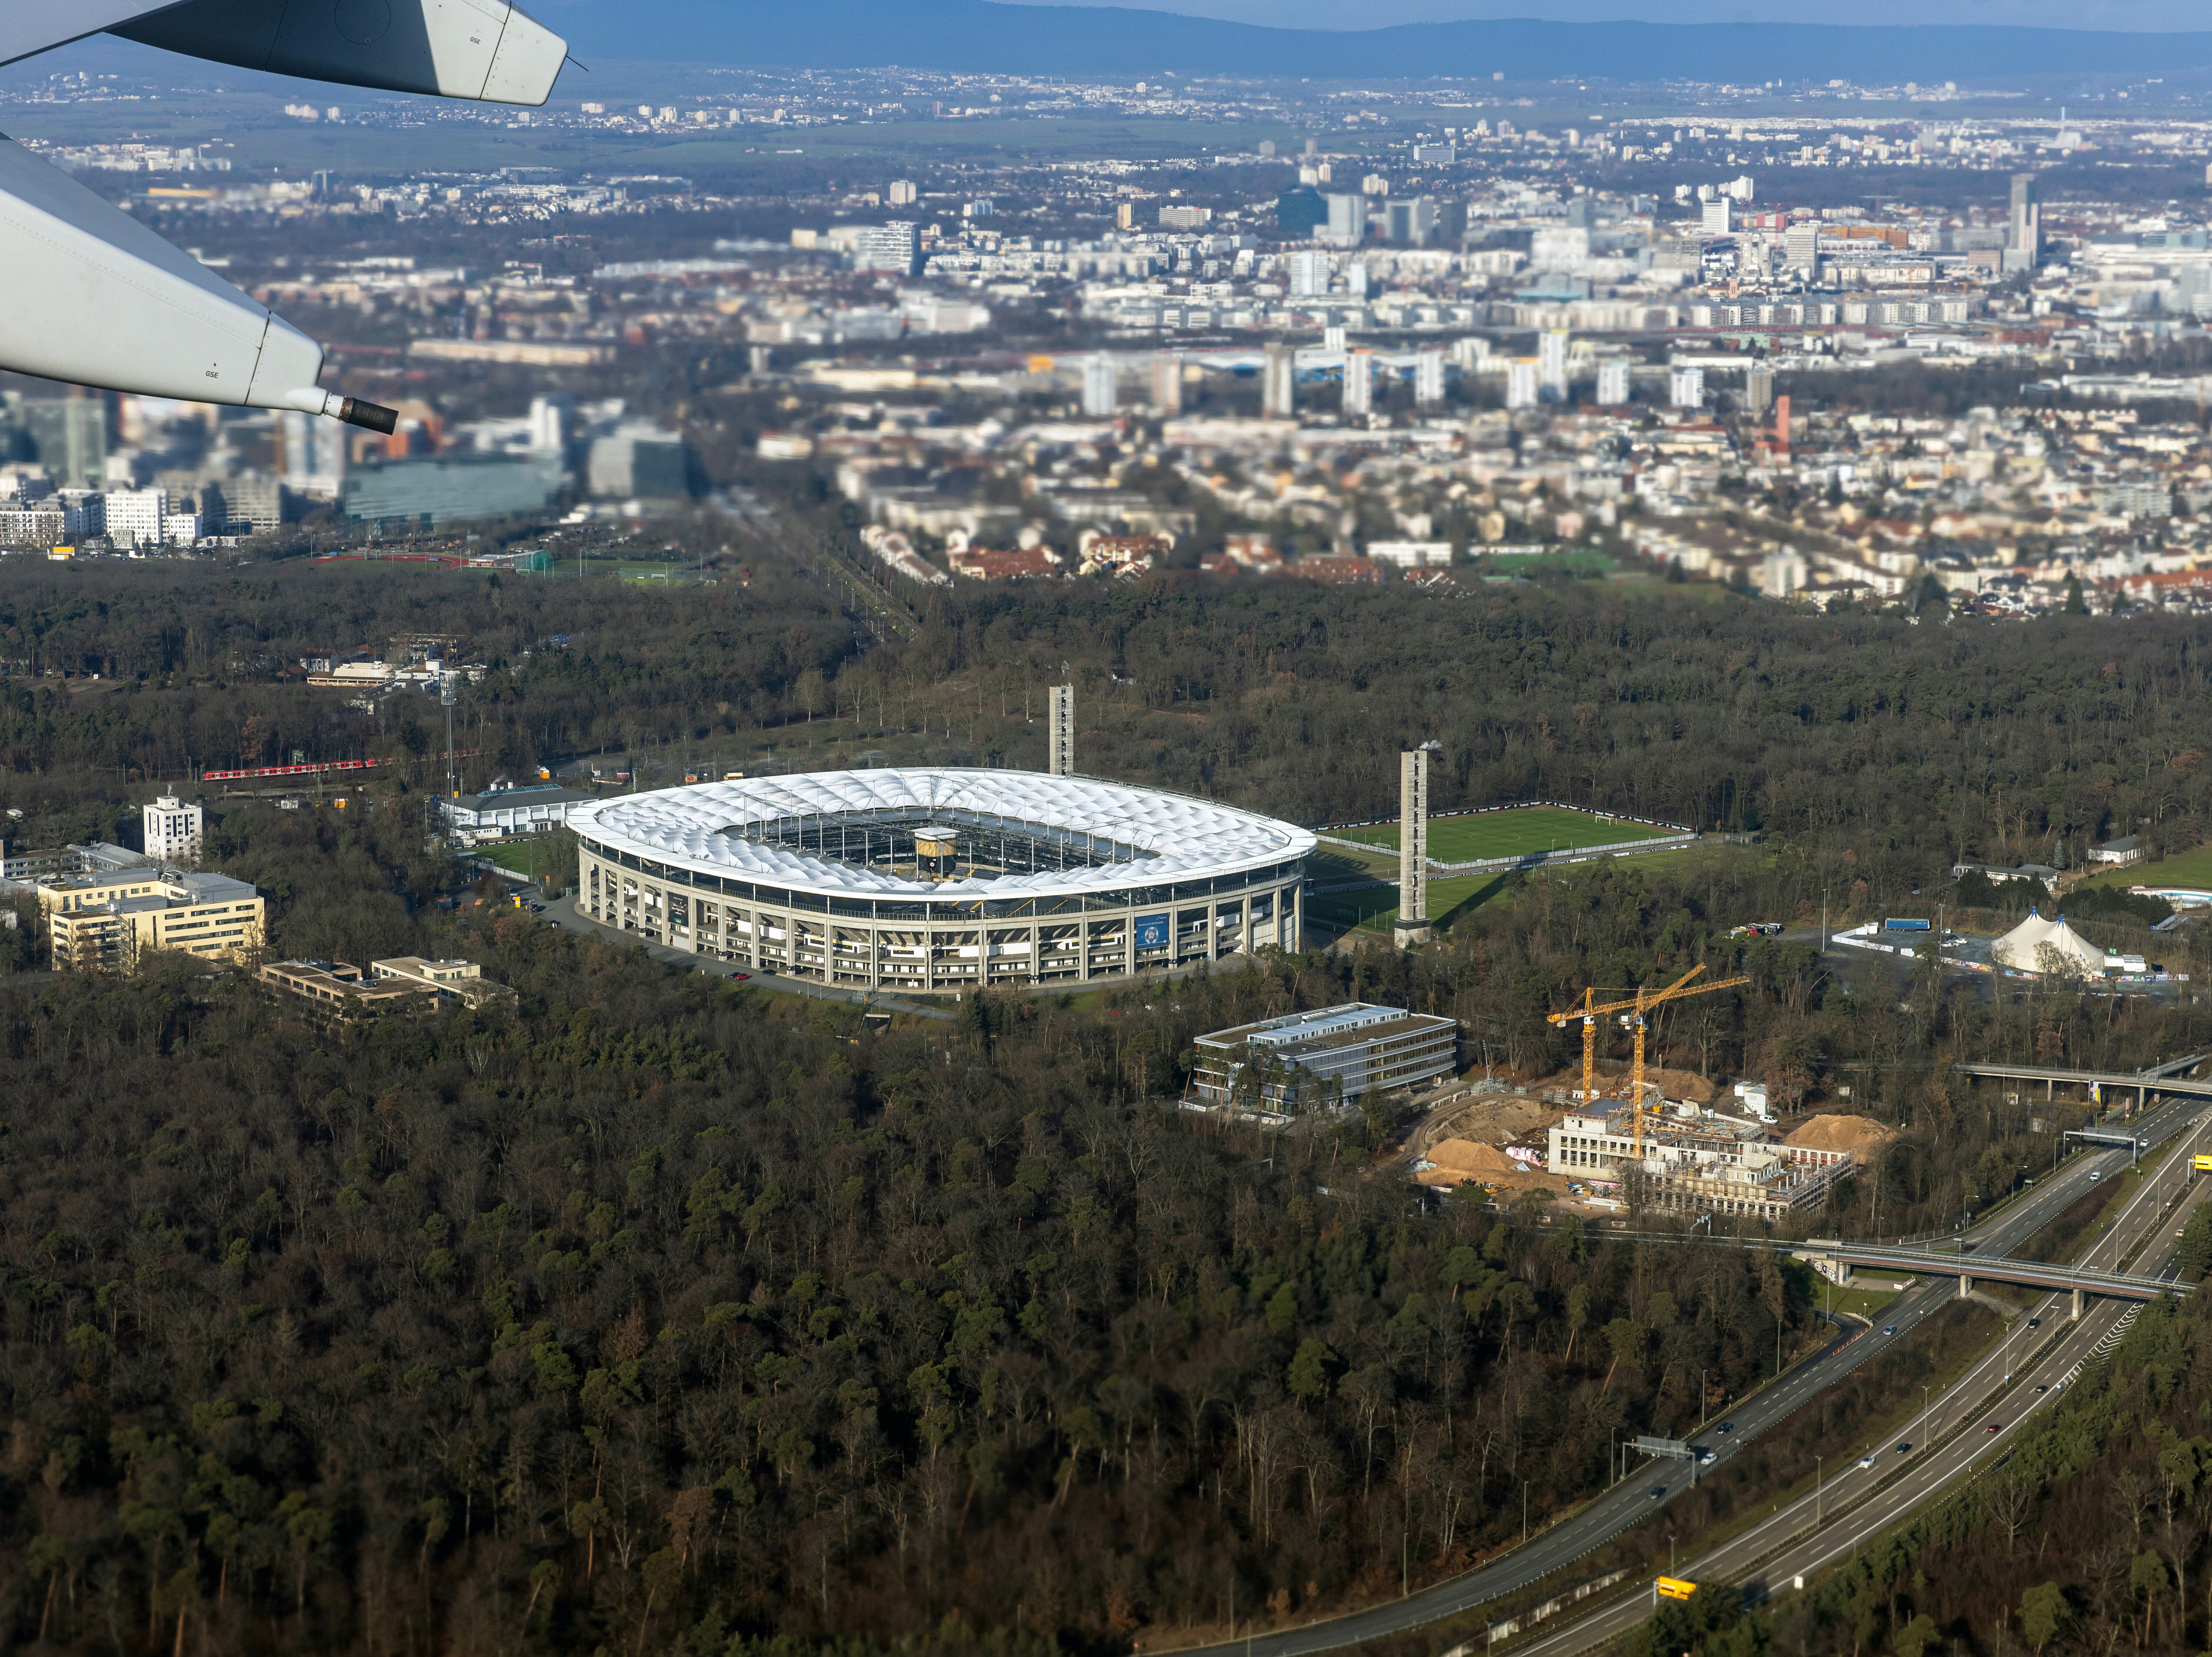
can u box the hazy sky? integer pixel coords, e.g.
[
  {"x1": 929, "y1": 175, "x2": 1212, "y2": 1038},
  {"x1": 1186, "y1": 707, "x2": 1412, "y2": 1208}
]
[{"x1": 1007, "y1": 0, "x2": 2211, "y2": 29}]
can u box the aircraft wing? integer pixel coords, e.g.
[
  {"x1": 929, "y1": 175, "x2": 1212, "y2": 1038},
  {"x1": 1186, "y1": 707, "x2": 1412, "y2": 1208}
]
[
  {"x1": 0, "y1": 0, "x2": 186, "y2": 68},
  {"x1": 0, "y1": 0, "x2": 568, "y2": 425}
]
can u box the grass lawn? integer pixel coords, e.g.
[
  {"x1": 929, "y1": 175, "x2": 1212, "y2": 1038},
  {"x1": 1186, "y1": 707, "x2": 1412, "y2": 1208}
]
[
  {"x1": 1308, "y1": 870, "x2": 1516, "y2": 934},
  {"x1": 475, "y1": 838, "x2": 571, "y2": 887},
  {"x1": 1821, "y1": 1283, "x2": 1906, "y2": 1320},
  {"x1": 2079, "y1": 843, "x2": 2212, "y2": 894},
  {"x1": 1331, "y1": 805, "x2": 1685, "y2": 863}
]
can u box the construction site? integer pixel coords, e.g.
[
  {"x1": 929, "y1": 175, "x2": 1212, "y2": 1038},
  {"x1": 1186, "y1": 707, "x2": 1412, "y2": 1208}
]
[{"x1": 1410, "y1": 963, "x2": 1887, "y2": 1225}]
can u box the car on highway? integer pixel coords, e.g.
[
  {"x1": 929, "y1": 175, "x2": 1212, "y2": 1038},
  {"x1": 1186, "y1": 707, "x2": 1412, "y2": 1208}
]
[
  {"x1": 2091, "y1": 1171, "x2": 2103, "y2": 1182},
  {"x1": 1985, "y1": 1423, "x2": 2001, "y2": 1434},
  {"x1": 1882, "y1": 1325, "x2": 1896, "y2": 1335},
  {"x1": 2035, "y1": 1384, "x2": 2049, "y2": 1393},
  {"x1": 2028, "y1": 1317, "x2": 2040, "y2": 1328},
  {"x1": 1648, "y1": 1486, "x2": 1666, "y2": 1500},
  {"x1": 1858, "y1": 1454, "x2": 1875, "y2": 1469},
  {"x1": 1716, "y1": 1422, "x2": 1734, "y2": 1434},
  {"x1": 1895, "y1": 1442, "x2": 1911, "y2": 1454},
  {"x1": 1698, "y1": 1450, "x2": 1716, "y2": 1464}
]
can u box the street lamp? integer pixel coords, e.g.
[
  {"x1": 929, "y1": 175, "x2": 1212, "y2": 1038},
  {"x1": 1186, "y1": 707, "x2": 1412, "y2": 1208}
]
[
  {"x1": 1920, "y1": 1383, "x2": 1931, "y2": 1449},
  {"x1": 1523, "y1": 1479, "x2": 1531, "y2": 1543},
  {"x1": 1814, "y1": 1455, "x2": 1824, "y2": 1528},
  {"x1": 1699, "y1": 1367, "x2": 1710, "y2": 1428}
]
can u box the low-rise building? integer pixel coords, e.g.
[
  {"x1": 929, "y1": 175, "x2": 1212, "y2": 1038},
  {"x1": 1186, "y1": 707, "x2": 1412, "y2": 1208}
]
[
  {"x1": 258, "y1": 958, "x2": 429, "y2": 1019},
  {"x1": 40, "y1": 868, "x2": 264, "y2": 972},
  {"x1": 1192, "y1": 1002, "x2": 1457, "y2": 1112},
  {"x1": 440, "y1": 781, "x2": 593, "y2": 841},
  {"x1": 142, "y1": 794, "x2": 203, "y2": 864},
  {"x1": 370, "y1": 956, "x2": 518, "y2": 1009}
]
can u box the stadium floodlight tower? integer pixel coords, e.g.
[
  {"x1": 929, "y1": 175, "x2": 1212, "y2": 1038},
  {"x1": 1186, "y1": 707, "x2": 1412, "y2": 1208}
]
[
  {"x1": 1047, "y1": 684, "x2": 1075, "y2": 777},
  {"x1": 1394, "y1": 748, "x2": 1431, "y2": 948},
  {"x1": 0, "y1": 0, "x2": 568, "y2": 429}
]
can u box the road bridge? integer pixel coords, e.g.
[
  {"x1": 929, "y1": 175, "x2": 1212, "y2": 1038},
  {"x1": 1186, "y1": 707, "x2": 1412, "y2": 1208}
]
[
  {"x1": 1951, "y1": 1061, "x2": 2212, "y2": 1108},
  {"x1": 1801, "y1": 1239, "x2": 2185, "y2": 1317}
]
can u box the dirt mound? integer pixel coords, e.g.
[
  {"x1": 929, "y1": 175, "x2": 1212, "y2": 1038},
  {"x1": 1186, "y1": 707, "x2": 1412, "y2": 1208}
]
[
  {"x1": 1786, "y1": 1114, "x2": 1892, "y2": 1156},
  {"x1": 1417, "y1": 1138, "x2": 1530, "y2": 1186},
  {"x1": 1528, "y1": 1066, "x2": 1719, "y2": 1105},
  {"x1": 1413, "y1": 1091, "x2": 1564, "y2": 1155}
]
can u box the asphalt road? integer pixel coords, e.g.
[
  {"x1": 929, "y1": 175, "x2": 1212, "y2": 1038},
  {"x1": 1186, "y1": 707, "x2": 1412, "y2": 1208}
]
[
  {"x1": 1170, "y1": 1090, "x2": 2211, "y2": 1657},
  {"x1": 1509, "y1": 1106, "x2": 2210, "y2": 1657}
]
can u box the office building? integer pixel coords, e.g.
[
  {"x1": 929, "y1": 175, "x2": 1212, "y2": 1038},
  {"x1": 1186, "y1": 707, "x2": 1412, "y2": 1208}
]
[
  {"x1": 1784, "y1": 222, "x2": 1821, "y2": 270},
  {"x1": 1342, "y1": 348, "x2": 1373, "y2": 416},
  {"x1": 1700, "y1": 197, "x2": 1732, "y2": 236},
  {"x1": 2006, "y1": 173, "x2": 2040, "y2": 272},
  {"x1": 1158, "y1": 204, "x2": 1212, "y2": 230},
  {"x1": 1150, "y1": 351, "x2": 1184, "y2": 415},
  {"x1": 1081, "y1": 353, "x2": 1117, "y2": 417},
  {"x1": 1596, "y1": 359, "x2": 1631, "y2": 406},
  {"x1": 585, "y1": 425, "x2": 690, "y2": 499},
  {"x1": 1323, "y1": 193, "x2": 1364, "y2": 248},
  {"x1": 1538, "y1": 329, "x2": 1569, "y2": 398},
  {"x1": 1276, "y1": 185, "x2": 1328, "y2": 238},
  {"x1": 1744, "y1": 363, "x2": 1775, "y2": 416},
  {"x1": 1565, "y1": 196, "x2": 1597, "y2": 230},
  {"x1": 277, "y1": 408, "x2": 347, "y2": 500},
  {"x1": 1262, "y1": 341, "x2": 1295, "y2": 417},
  {"x1": 1191, "y1": 1003, "x2": 1457, "y2": 1112},
  {"x1": 1385, "y1": 197, "x2": 1435, "y2": 246},
  {"x1": 852, "y1": 221, "x2": 921, "y2": 276},
  {"x1": 887, "y1": 179, "x2": 917, "y2": 206},
  {"x1": 343, "y1": 453, "x2": 563, "y2": 529},
  {"x1": 220, "y1": 471, "x2": 284, "y2": 534},
  {"x1": 1115, "y1": 202, "x2": 1135, "y2": 231},
  {"x1": 163, "y1": 511, "x2": 202, "y2": 547},
  {"x1": 1411, "y1": 143, "x2": 1457, "y2": 165},
  {"x1": 39, "y1": 867, "x2": 265, "y2": 974},
  {"x1": 258, "y1": 959, "x2": 430, "y2": 1020},
  {"x1": 142, "y1": 795, "x2": 203, "y2": 864},
  {"x1": 1345, "y1": 262, "x2": 1370, "y2": 300},
  {"x1": 527, "y1": 393, "x2": 575, "y2": 455},
  {"x1": 1414, "y1": 348, "x2": 1444, "y2": 405},
  {"x1": 103, "y1": 487, "x2": 168, "y2": 550},
  {"x1": 1506, "y1": 359, "x2": 1540, "y2": 409},
  {"x1": 1671, "y1": 367, "x2": 1705, "y2": 410},
  {"x1": 23, "y1": 396, "x2": 107, "y2": 488},
  {"x1": 1287, "y1": 249, "x2": 1331, "y2": 297}
]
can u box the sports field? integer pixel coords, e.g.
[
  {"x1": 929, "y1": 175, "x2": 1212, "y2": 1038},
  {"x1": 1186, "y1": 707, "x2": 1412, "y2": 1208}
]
[
  {"x1": 2079, "y1": 843, "x2": 2212, "y2": 894},
  {"x1": 1329, "y1": 806, "x2": 1685, "y2": 864}
]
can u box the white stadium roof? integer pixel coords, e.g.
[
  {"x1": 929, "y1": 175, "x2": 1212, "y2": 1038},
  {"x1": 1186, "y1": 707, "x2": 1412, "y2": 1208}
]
[{"x1": 567, "y1": 769, "x2": 1316, "y2": 899}]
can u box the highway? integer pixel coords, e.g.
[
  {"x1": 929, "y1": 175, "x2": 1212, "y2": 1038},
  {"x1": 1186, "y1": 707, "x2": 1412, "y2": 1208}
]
[
  {"x1": 1165, "y1": 1088, "x2": 2211, "y2": 1657},
  {"x1": 1509, "y1": 1103, "x2": 2209, "y2": 1657}
]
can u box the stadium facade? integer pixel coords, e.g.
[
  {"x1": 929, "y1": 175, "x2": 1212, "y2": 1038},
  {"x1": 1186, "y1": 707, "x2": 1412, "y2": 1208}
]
[{"x1": 568, "y1": 769, "x2": 1314, "y2": 992}]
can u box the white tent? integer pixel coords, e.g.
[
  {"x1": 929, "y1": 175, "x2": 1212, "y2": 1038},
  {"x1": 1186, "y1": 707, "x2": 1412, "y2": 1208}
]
[{"x1": 1989, "y1": 910, "x2": 2108, "y2": 977}]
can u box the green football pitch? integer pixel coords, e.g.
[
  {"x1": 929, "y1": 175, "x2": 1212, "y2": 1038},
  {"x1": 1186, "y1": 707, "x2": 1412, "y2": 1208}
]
[{"x1": 1328, "y1": 807, "x2": 1685, "y2": 864}]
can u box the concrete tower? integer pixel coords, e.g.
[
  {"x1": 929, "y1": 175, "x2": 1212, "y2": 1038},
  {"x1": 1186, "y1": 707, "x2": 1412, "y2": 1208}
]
[
  {"x1": 1048, "y1": 684, "x2": 1075, "y2": 776},
  {"x1": 1394, "y1": 748, "x2": 1431, "y2": 947}
]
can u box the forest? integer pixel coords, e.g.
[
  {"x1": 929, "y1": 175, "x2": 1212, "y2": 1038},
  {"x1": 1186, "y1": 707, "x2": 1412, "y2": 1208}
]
[
  {"x1": 6, "y1": 561, "x2": 2212, "y2": 927},
  {"x1": 4, "y1": 555, "x2": 2212, "y2": 1654}
]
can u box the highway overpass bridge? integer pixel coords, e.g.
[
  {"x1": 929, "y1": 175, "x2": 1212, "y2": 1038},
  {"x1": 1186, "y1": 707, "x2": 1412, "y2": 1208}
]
[
  {"x1": 1801, "y1": 1239, "x2": 2184, "y2": 1316},
  {"x1": 1951, "y1": 1058, "x2": 2212, "y2": 1109}
]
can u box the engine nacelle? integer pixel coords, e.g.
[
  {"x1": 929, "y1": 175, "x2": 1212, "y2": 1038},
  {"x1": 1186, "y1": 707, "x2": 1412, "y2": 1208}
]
[
  {"x1": 0, "y1": 134, "x2": 387, "y2": 428},
  {"x1": 114, "y1": 0, "x2": 565, "y2": 107}
]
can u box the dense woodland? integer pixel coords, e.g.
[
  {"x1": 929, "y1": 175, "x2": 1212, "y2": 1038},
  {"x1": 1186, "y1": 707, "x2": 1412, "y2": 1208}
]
[
  {"x1": 4, "y1": 562, "x2": 2212, "y2": 1653},
  {"x1": 6, "y1": 563, "x2": 2212, "y2": 915}
]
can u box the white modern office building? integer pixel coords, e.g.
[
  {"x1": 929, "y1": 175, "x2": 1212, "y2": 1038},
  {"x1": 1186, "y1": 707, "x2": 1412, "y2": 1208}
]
[{"x1": 568, "y1": 770, "x2": 1313, "y2": 991}]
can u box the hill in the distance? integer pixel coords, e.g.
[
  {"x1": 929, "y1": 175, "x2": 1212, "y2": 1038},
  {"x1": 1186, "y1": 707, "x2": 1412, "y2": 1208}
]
[{"x1": 531, "y1": 0, "x2": 2212, "y2": 84}]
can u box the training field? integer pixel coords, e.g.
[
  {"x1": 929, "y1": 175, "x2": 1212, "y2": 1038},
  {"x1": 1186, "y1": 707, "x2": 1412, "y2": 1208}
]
[{"x1": 1330, "y1": 806, "x2": 1685, "y2": 864}]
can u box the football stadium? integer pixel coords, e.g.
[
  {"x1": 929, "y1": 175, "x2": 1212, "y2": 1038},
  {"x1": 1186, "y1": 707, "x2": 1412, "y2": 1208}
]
[{"x1": 568, "y1": 770, "x2": 1315, "y2": 992}]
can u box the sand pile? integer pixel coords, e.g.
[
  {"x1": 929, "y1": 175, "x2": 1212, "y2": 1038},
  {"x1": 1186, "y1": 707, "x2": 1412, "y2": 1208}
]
[
  {"x1": 1529, "y1": 1066, "x2": 1720, "y2": 1105},
  {"x1": 1785, "y1": 1114, "x2": 1893, "y2": 1156},
  {"x1": 1417, "y1": 1138, "x2": 1527, "y2": 1186}
]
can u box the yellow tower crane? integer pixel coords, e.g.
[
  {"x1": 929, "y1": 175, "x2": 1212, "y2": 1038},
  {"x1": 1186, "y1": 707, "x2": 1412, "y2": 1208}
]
[{"x1": 1545, "y1": 964, "x2": 1751, "y2": 1156}]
